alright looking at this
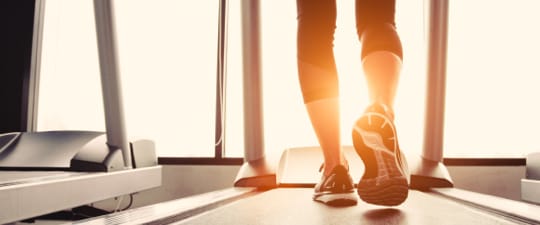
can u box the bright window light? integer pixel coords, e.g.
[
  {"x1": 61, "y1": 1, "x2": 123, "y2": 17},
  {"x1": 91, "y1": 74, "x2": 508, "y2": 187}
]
[
  {"x1": 445, "y1": 0, "x2": 540, "y2": 157},
  {"x1": 37, "y1": 0, "x2": 104, "y2": 132},
  {"x1": 226, "y1": 0, "x2": 426, "y2": 158},
  {"x1": 228, "y1": 0, "x2": 540, "y2": 158},
  {"x1": 37, "y1": 0, "x2": 218, "y2": 157},
  {"x1": 37, "y1": 0, "x2": 540, "y2": 159}
]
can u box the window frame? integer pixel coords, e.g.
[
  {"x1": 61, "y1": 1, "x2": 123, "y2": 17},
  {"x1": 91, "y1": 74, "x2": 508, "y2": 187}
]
[
  {"x1": 13, "y1": 0, "x2": 531, "y2": 167},
  {"x1": 158, "y1": 0, "x2": 244, "y2": 165}
]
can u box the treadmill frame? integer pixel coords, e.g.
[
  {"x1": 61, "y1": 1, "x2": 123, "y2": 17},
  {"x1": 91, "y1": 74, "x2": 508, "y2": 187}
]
[{"x1": 235, "y1": 0, "x2": 453, "y2": 190}]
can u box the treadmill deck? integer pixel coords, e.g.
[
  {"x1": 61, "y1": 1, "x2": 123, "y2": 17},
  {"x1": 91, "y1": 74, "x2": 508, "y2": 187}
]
[
  {"x1": 0, "y1": 166, "x2": 162, "y2": 224},
  {"x1": 175, "y1": 188, "x2": 519, "y2": 225}
]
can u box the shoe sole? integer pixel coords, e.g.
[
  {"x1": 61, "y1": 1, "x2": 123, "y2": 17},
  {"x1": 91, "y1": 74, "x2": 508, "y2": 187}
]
[
  {"x1": 352, "y1": 112, "x2": 408, "y2": 206},
  {"x1": 313, "y1": 192, "x2": 358, "y2": 207}
]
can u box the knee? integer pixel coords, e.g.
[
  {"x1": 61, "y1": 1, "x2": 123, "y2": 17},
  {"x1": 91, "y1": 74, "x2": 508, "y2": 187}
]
[{"x1": 358, "y1": 22, "x2": 403, "y2": 61}]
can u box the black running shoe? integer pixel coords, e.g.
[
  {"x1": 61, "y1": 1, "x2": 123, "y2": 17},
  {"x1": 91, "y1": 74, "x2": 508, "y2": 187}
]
[
  {"x1": 352, "y1": 103, "x2": 409, "y2": 206},
  {"x1": 313, "y1": 165, "x2": 358, "y2": 206}
]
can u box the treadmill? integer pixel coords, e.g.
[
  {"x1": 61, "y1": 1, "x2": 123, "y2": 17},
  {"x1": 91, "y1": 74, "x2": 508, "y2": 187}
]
[
  {"x1": 73, "y1": 0, "x2": 540, "y2": 224},
  {"x1": 73, "y1": 147, "x2": 540, "y2": 225},
  {"x1": 0, "y1": 1, "x2": 161, "y2": 223}
]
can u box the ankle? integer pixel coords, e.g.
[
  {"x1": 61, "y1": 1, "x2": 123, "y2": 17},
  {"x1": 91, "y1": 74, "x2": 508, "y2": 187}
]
[
  {"x1": 368, "y1": 102, "x2": 395, "y2": 121},
  {"x1": 322, "y1": 160, "x2": 349, "y2": 176}
]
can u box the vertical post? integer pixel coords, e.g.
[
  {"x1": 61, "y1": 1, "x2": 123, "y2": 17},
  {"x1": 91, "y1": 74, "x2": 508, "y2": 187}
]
[
  {"x1": 423, "y1": 0, "x2": 449, "y2": 162},
  {"x1": 241, "y1": 0, "x2": 265, "y2": 162},
  {"x1": 26, "y1": 0, "x2": 46, "y2": 132},
  {"x1": 215, "y1": 0, "x2": 228, "y2": 159},
  {"x1": 94, "y1": 0, "x2": 132, "y2": 168}
]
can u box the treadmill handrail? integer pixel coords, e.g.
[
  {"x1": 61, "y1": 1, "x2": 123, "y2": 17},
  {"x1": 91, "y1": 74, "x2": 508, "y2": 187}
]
[{"x1": 93, "y1": 0, "x2": 132, "y2": 168}]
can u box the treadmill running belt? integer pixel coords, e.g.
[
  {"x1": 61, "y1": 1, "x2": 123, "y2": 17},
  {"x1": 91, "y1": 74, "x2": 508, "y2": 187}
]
[{"x1": 173, "y1": 188, "x2": 518, "y2": 225}]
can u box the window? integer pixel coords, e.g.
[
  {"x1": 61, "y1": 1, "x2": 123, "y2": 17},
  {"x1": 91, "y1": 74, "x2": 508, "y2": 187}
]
[
  {"x1": 228, "y1": 0, "x2": 540, "y2": 159},
  {"x1": 37, "y1": 0, "x2": 219, "y2": 157},
  {"x1": 38, "y1": 0, "x2": 104, "y2": 133},
  {"x1": 445, "y1": 0, "x2": 540, "y2": 157},
  {"x1": 38, "y1": 0, "x2": 539, "y2": 160},
  {"x1": 225, "y1": 1, "x2": 427, "y2": 158}
]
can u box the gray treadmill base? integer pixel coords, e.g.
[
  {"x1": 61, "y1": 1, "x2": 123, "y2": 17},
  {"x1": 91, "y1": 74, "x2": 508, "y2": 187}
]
[
  {"x1": 275, "y1": 146, "x2": 453, "y2": 189},
  {"x1": 234, "y1": 146, "x2": 454, "y2": 189},
  {"x1": 234, "y1": 157, "x2": 277, "y2": 188},
  {"x1": 276, "y1": 146, "x2": 363, "y2": 186},
  {"x1": 409, "y1": 155, "x2": 454, "y2": 190}
]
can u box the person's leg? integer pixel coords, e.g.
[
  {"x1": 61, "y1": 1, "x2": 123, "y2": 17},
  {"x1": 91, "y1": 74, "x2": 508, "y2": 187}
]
[
  {"x1": 356, "y1": 0, "x2": 403, "y2": 111},
  {"x1": 362, "y1": 52, "x2": 401, "y2": 115},
  {"x1": 296, "y1": 0, "x2": 344, "y2": 176},
  {"x1": 297, "y1": 0, "x2": 357, "y2": 206},
  {"x1": 353, "y1": 0, "x2": 409, "y2": 206}
]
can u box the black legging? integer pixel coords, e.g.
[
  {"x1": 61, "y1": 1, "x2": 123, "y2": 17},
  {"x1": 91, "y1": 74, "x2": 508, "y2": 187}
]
[{"x1": 297, "y1": 0, "x2": 403, "y2": 103}]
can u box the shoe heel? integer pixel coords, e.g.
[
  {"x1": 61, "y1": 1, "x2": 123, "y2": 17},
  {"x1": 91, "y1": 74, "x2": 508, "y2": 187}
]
[{"x1": 352, "y1": 112, "x2": 409, "y2": 206}]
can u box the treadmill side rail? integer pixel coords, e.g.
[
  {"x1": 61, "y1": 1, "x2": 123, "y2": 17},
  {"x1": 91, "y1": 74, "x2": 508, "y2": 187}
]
[{"x1": 0, "y1": 166, "x2": 162, "y2": 224}]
